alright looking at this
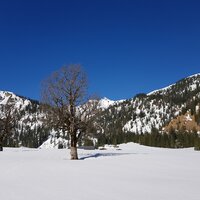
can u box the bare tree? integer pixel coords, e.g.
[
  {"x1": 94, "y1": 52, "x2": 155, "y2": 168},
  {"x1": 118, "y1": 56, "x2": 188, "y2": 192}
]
[
  {"x1": 41, "y1": 65, "x2": 98, "y2": 159},
  {"x1": 0, "y1": 104, "x2": 18, "y2": 151}
]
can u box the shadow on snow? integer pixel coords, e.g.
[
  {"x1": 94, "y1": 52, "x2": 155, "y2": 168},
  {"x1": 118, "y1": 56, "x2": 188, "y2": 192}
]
[{"x1": 79, "y1": 152, "x2": 136, "y2": 160}]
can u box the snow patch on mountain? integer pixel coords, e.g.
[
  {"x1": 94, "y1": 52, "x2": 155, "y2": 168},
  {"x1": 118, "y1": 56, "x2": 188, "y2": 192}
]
[
  {"x1": 98, "y1": 97, "x2": 124, "y2": 110},
  {"x1": 0, "y1": 91, "x2": 31, "y2": 110}
]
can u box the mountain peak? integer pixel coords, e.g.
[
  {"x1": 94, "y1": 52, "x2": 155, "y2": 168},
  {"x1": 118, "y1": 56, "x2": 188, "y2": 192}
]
[{"x1": 98, "y1": 97, "x2": 115, "y2": 109}]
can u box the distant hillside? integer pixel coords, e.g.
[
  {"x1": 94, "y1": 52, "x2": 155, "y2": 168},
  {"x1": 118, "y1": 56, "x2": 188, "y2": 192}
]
[
  {"x1": 0, "y1": 91, "x2": 123, "y2": 148},
  {"x1": 1, "y1": 73, "x2": 200, "y2": 148},
  {"x1": 0, "y1": 91, "x2": 50, "y2": 148},
  {"x1": 95, "y1": 73, "x2": 200, "y2": 146}
]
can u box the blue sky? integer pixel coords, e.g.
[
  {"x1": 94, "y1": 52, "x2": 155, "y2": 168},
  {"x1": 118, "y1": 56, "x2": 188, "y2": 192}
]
[{"x1": 0, "y1": 0, "x2": 200, "y2": 100}]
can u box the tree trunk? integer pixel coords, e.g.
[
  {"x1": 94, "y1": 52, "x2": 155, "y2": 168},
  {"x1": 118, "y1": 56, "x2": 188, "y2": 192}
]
[
  {"x1": 0, "y1": 140, "x2": 3, "y2": 151},
  {"x1": 70, "y1": 146, "x2": 78, "y2": 160},
  {"x1": 70, "y1": 134, "x2": 78, "y2": 160}
]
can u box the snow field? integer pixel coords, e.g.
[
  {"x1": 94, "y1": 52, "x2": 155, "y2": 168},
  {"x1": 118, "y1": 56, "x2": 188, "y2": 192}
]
[{"x1": 0, "y1": 143, "x2": 200, "y2": 200}]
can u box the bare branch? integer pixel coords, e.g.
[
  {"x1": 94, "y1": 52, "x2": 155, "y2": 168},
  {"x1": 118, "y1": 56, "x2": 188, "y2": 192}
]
[{"x1": 41, "y1": 64, "x2": 97, "y2": 159}]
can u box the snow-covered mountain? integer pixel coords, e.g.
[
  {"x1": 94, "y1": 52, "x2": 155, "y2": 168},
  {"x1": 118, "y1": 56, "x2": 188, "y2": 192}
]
[
  {"x1": 0, "y1": 91, "x2": 49, "y2": 147},
  {"x1": 0, "y1": 92, "x2": 122, "y2": 148},
  {"x1": 96, "y1": 73, "x2": 200, "y2": 137},
  {"x1": 0, "y1": 91, "x2": 30, "y2": 108},
  {"x1": 1, "y1": 73, "x2": 200, "y2": 148}
]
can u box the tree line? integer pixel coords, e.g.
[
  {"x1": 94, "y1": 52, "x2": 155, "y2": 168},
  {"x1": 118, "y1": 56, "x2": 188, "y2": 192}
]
[{"x1": 96, "y1": 130, "x2": 200, "y2": 150}]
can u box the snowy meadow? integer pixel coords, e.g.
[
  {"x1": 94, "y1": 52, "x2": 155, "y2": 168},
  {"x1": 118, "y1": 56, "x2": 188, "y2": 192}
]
[{"x1": 0, "y1": 143, "x2": 200, "y2": 200}]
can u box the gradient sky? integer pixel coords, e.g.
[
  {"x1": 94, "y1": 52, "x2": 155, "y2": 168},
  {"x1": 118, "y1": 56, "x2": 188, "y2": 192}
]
[{"x1": 0, "y1": 0, "x2": 200, "y2": 100}]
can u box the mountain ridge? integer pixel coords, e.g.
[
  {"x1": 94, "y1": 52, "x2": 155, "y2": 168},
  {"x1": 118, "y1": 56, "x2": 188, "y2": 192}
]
[
  {"x1": 95, "y1": 73, "x2": 200, "y2": 136},
  {"x1": 0, "y1": 73, "x2": 200, "y2": 148}
]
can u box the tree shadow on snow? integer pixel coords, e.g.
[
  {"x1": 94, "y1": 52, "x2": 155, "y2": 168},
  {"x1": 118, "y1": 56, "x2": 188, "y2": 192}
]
[{"x1": 79, "y1": 152, "x2": 136, "y2": 160}]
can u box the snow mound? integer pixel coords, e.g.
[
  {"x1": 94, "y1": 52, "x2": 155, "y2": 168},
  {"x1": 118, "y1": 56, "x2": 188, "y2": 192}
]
[{"x1": 39, "y1": 136, "x2": 69, "y2": 149}]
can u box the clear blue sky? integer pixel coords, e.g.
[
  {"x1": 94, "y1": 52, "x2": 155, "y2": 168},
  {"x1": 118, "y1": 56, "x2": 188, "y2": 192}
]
[{"x1": 0, "y1": 0, "x2": 200, "y2": 100}]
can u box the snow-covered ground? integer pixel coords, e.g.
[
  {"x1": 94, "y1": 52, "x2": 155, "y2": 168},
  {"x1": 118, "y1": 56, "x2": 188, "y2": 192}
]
[{"x1": 0, "y1": 143, "x2": 200, "y2": 200}]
